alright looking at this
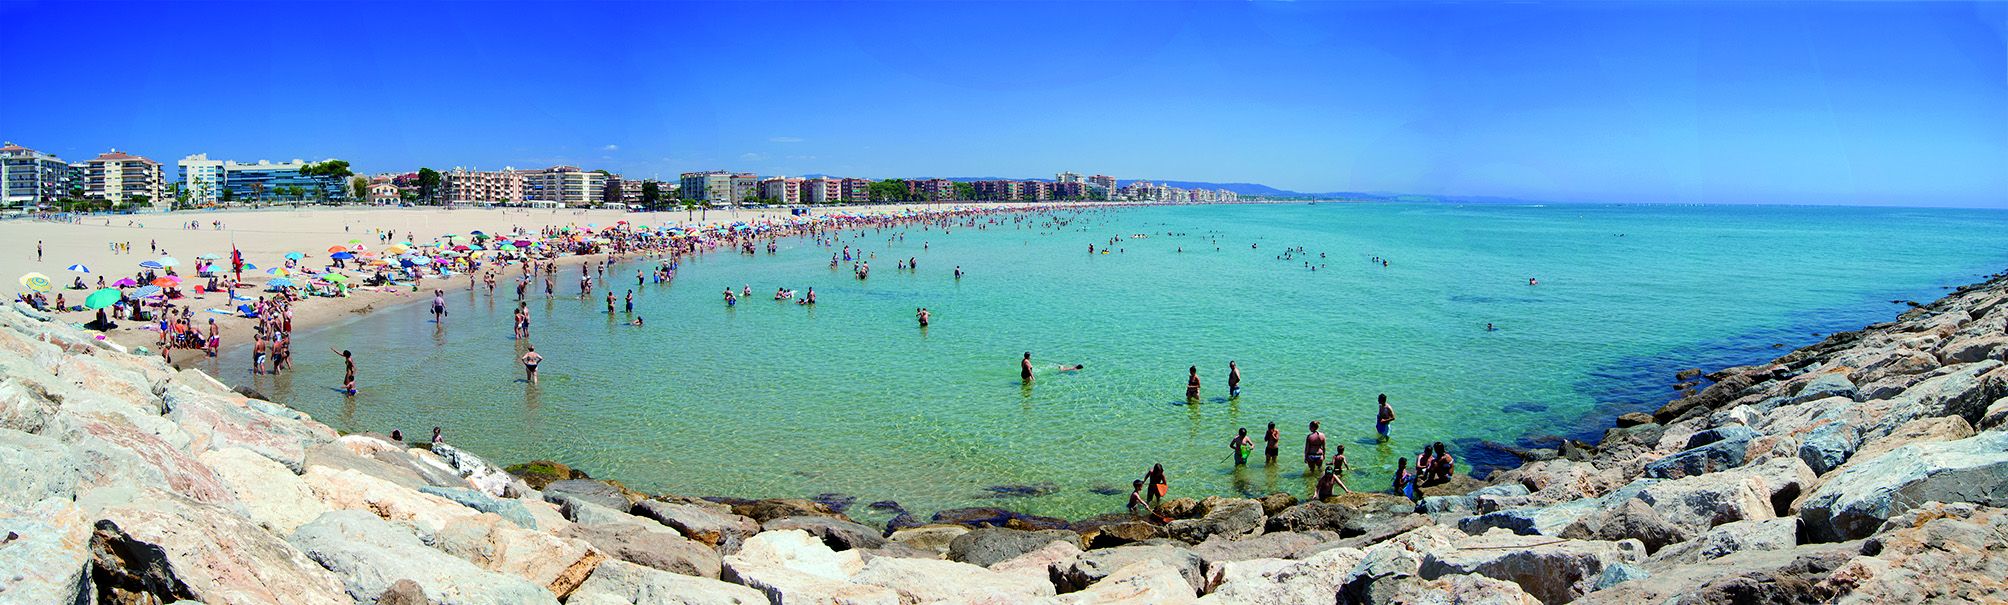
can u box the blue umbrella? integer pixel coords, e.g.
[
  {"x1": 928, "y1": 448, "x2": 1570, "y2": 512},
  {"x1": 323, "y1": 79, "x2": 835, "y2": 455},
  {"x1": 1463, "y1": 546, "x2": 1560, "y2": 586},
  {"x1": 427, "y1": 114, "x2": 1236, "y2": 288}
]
[
  {"x1": 267, "y1": 277, "x2": 297, "y2": 288},
  {"x1": 242, "y1": 263, "x2": 258, "y2": 270},
  {"x1": 130, "y1": 285, "x2": 163, "y2": 299},
  {"x1": 66, "y1": 264, "x2": 90, "y2": 273},
  {"x1": 155, "y1": 256, "x2": 180, "y2": 267},
  {"x1": 138, "y1": 260, "x2": 165, "y2": 269},
  {"x1": 283, "y1": 252, "x2": 305, "y2": 260},
  {"x1": 330, "y1": 252, "x2": 356, "y2": 260}
]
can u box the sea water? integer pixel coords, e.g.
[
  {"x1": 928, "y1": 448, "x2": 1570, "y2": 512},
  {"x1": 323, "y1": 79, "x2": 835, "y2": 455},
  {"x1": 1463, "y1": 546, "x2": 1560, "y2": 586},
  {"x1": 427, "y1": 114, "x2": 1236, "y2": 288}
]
[{"x1": 219, "y1": 203, "x2": 2008, "y2": 520}]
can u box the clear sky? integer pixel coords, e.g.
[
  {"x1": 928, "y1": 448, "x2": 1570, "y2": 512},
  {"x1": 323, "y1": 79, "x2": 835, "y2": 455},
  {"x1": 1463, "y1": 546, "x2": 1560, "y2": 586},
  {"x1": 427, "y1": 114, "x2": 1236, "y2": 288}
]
[{"x1": 2, "y1": 1, "x2": 2003, "y2": 207}]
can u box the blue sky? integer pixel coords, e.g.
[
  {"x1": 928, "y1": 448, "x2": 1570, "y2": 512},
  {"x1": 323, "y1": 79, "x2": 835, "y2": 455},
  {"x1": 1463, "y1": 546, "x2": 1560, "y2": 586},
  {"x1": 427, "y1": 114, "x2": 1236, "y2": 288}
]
[{"x1": 2, "y1": 1, "x2": 2003, "y2": 207}]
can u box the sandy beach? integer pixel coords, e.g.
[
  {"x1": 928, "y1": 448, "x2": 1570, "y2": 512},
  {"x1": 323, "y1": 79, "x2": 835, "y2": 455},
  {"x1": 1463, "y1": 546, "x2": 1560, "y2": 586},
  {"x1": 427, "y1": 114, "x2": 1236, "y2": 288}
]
[{"x1": 0, "y1": 202, "x2": 1082, "y2": 365}]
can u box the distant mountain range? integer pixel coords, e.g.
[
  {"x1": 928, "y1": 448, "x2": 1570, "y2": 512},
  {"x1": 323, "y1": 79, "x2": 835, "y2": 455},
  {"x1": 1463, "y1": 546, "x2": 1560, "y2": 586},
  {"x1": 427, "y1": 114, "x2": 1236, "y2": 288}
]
[{"x1": 833, "y1": 175, "x2": 1557, "y2": 204}]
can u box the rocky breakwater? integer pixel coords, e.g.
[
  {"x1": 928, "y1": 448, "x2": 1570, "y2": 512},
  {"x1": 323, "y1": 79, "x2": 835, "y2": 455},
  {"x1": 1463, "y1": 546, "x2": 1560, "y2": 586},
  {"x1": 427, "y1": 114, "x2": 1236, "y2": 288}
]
[{"x1": 5, "y1": 269, "x2": 2008, "y2": 605}]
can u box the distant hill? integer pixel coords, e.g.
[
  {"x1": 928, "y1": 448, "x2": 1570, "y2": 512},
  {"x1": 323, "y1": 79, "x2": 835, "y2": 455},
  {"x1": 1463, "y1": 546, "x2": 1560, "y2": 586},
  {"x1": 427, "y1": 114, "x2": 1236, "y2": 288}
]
[{"x1": 921, "y1": 177, "x2": 1558, "y2": 203}]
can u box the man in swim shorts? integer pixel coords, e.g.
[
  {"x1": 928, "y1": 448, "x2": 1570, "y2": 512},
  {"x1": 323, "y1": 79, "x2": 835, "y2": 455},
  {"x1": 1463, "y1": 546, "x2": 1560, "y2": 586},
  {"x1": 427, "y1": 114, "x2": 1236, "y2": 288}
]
[
  {"x1": 1022, "y1": 352, "x2": 1034, "y2": 383},
  {"x1": 521, "y1": 346, "x2": 542, "y2": 384}
]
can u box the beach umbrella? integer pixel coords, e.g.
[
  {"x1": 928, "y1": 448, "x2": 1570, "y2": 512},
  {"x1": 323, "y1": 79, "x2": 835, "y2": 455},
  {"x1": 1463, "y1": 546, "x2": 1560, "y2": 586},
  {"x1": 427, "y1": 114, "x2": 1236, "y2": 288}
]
[
  {"x1": 348, "y1": 239, "x2": 362, "y2": 244},
  {"x1": 323, "y1": 273, "x2": 350, "y2": 283},
  {"x1": 283, "y1": 252, "x2": 305, "y2": 260},
  {"x1": 327, "y1": 245, "x2": 348, "y2": 253},
  {"x1": 131, "y1": 285, "x2": 163, "y2": 299},
  {"x1": 156, "y1": 256, "x2": 179, "y2": 267},
  {"x1": 267, "y1": 277, "x2": 297, "y2": 288},
  {"x1": 351, "y1": 244, "x2": 367, "y2": 251},
  {"x1": 138, "y1": 260, "x2": 165, "y2": 270},
  {"x1": 451, "y1": 245, "x2": 470, "y2": 252},
  {"x1": 405, "y1": 256, "x2": 432, "y2": 266},
  {"x1": 84, "y1": 288, "x2": 122, "y2": 309},
  {"x1": 18, "y1": 272, "x2": 52, "y2": 292},
  {"x1": 66, "y1": 264, "x2": 90, "y2": 273},
  {"x1": 386, "y1": 244, "x2": 409, "y2": 254},
  {"x1": 150, "y1": 276, "x2": 179, "y2": 287},
  {"x1": 196, "y1": 253, "x2": 223, "y2": 260},
  {"x1": 368, "y1": 259, "x2": 390, "y2": 267},
  {"x1": 113, "y1": 278, "x2": 138, "y2": 287},
  {"x1": 330, "y1": 252, "x2": 355, "y2": 260},
  {"x1": 469, "y1": 230, "x2": 485, "y2": 236},
  {"x1": 242, "y1": 263, "x2": 257, "y2": 270},
  {"x1": 267, "y1": 267, "x2": 289, "y2": 276}
]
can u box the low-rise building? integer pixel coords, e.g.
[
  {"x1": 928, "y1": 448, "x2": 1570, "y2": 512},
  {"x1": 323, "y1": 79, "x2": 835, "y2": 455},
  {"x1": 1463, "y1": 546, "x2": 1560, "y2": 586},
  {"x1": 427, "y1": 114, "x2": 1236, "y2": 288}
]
[
  {"x1": 680, "y1": 170, "x2": 735, "y2": 205},
  {"x1": 759, "y1": 177, "x2": 803, "y2": 205},
  {"x1": 521, "y1": 166, "x2": 605, "y2": 207},
  {"x1": 443, "y1": 167, "x2": 525, "y2": 204},
  {"x1": 841, "y1": 178, "x2": 872, "y2": 203},
  {"x1": 804, "y1": 176, "x2": 840, "y2": 204}
]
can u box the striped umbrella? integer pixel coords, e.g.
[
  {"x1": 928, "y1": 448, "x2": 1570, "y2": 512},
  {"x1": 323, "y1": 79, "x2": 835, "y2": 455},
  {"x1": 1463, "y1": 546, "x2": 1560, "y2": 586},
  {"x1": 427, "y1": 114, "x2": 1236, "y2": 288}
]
[
  {"x1": 18, "y1": 272, "x2": 52, "y2": 292},
  {"x1": 66, "y1": 264, "x2": 90, "y2": 273}
]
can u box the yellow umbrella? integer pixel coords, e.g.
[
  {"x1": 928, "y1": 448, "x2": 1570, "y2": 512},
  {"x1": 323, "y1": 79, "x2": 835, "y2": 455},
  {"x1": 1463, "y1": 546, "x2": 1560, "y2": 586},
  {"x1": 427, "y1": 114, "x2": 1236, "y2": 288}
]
[
  {"x1": 18, "y1": 272, "x2": 52, "y2": 292},
  {"x1": 386, "y1": 244, "x2": 409, "y2": 254}
]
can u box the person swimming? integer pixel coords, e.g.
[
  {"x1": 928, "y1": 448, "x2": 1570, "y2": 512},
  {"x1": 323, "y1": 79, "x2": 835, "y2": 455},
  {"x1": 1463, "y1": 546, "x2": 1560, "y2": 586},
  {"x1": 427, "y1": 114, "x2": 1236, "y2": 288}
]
[{"x1": 1055, "y1": 363, "x2": 1084, "y2": 372}]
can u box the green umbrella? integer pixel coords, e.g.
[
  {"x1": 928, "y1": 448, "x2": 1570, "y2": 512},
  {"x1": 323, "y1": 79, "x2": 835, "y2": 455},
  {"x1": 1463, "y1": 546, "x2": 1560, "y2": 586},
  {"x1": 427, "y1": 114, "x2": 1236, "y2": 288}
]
[
  {"x1": 323, "y1": 273, "x2": 350, "y2": 283},
  {"x1": 84, "y1": 288, "x2": 122, "y2": 309}
]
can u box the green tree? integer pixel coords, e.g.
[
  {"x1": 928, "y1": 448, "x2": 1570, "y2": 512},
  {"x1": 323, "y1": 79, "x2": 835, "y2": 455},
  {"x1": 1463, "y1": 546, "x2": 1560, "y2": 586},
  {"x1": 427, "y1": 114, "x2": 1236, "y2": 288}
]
[
  {"x1": 953, "y1": 182, "x2": 975, "y2": 201},
  {"x1": 416, "y1": 168, "x2": 442, "y2": 204},
  {"x1": 641, "y1": 181, "x2": 662, "y2": 209},
  {"x1": 350, "y1": 176, "x2": 370, "y2": 204},
  {"x1": 299, "y1": 160, "x2": 354, "y2": 203},
  {"x1": 867, "y1": 179, "x2": 909, "y2": 202}
]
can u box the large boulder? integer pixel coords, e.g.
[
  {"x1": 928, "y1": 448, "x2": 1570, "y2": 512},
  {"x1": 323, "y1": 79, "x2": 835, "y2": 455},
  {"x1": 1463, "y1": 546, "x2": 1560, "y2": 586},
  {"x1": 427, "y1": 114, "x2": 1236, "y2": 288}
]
[
  {"x1": 1190, "y1": 530, "x2": 1334, "y2": 565},
  {"x1": 1817, "y1": 502, "x2": 2008, "y2": 603},
  {"x1": 0, "y1": 376, "x2": 60, "y2": 434},
  {"x1": 1653, "y1": 372, "x2": 1755, "y2": 424},
  {"x1": 164, "y1": 385, "x2": 334, "y2": 473},
  {"x1": 85, "y1": 486, "x2": 350, "y2": 605},
  {"x1": 1784, "y1": 373, "x2": 1858, "y2": 407},
  {"x1": 1647, "y1": 517, "x2": 1799, "y2": 566},
  {"x1": 288, "y1": 510, "x2": 558, "y2": 605},
  {"x1": 849, "y1": 556, "x2": 1057, "y2": 602},
  {"x1": 1417, "y1": 529, "x2": 1646, "y2": 605},
  {"x1": 199, "y1": 446, "x2": 330, "y2": 535},
  {"x1": 1642, "y1": 426, "x2": 1757, "y2": 479},
  {"x1": 1979, "y1": 396, "x2": 2008, "y2": 431},
  {"x1": 1799, "y1": 431, "x2": 2008, "y2": 542},
  {"x1": 1195, "y1": 547, "x2": 1364, "y2": 605},
  {"x1": 56, "y1": 416, "x2": 234, "y2": 506},
  {"x1": 719, "y1": 530, "x2": 897, "y2": 605},
  {"x1": 1036, "y1": 559, "x2": 1197, "y2": 605},
  {"x1": 427, "y1": 443, "x2": 525, "y2": 498},
  {"x1": 301, "y1": 434, "x2": 463, "y2": 491},
  {"x1": 760, "y1": 515, "x2": 887, "y2": 551},
  {"x1": 562, "y1": 522, "x2": 723, "y2": 579},
  {"x1": 1858, "y1": 360, "x2": 2002, "y2": 440},
  {"x1": 1378, "y1": 574, "x2": 1544, "y2": 605},
  {"x1": 420, "y1": 486, "x2": 539, "y2": 530},
  {"x1": 736, "y1": 498, "x2": 844, "y2": 524},
  {"x1": 1055, "y1": 544, "x2": 1206, "y2": 593},
  {"x1": 1165, "y1": 498, "x2": 1264, "y2": 544},
  {"x1": 1073, "y1": 515, "x2": 1167, "y2": 549},
  {"x1": 634, "y1": 500, "x2": 760, "y2": 553},
  {"x1": 885, "y1": 524, "x2": 969, "y2": 557},
  {"x1": 949, "y1": 527, "x2": 1083, "y2": 567},
  {"x1": 0, "y1": 498, "x2": 92, "y2": 605},
  {"x1": 1559, "y1": 498, "x2": 1693, "y2": 554},
  {"x1": 0, "y1": 428, "x2": 83, "y2": 505},
  {"x1": 1937, "y1": 334, "x2": 2008, "y2": 364},
  {"x1": 430, "y1": 513, "x2": 605, "y2": 598},
  {"x1": 565, "y1": 559, "x2": 766, "y2": 605},
  {"x1": 542, "y1": 479, "x2": 635, "y2": 513},
  {"x1": 301, "y1": 466, "x2": 478, "y2": 537}
]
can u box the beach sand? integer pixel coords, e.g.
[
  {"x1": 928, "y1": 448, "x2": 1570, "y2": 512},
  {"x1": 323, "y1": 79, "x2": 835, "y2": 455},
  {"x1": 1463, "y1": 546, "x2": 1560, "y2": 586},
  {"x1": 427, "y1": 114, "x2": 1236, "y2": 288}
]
[{"x1": 0, "y1": 202, "x2": 1064, "y2": 366}]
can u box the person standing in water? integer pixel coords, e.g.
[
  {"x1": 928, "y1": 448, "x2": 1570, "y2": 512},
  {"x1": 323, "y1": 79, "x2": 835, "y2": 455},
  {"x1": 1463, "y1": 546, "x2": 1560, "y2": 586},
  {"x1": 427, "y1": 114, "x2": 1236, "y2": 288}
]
[
  {"x1": 1304, "y1": 421, "x2": 1327, "y2": 472},
  {"x1": 1264, "y1": 422, "x2": 1281, "y2": 465},
  {"x1": 331, "y1": 348, "x2": 357, "y2": 395},
  {"x1": 1185, "y1": 366, "x2": 1201, "y2": 401},
  {"x1": 916, "y1": 307, "x2": 930, "y2": 327},
  {"x1": 1227, "y1": 361, "x2": 1242, "y2": 398},
  {"x1": 431, "y1": 290, "x2": 447, "y2": 324},
  {"x1": 1229, "y1": 428, "x2": 1254, "y2": 466},
  {"x1": 1021, "y1": 352, "x2": 1034, "y2": 383},
  {"x1": 1376, "y1": 394, "x2": 1397, "y2": 440},
  {"x1": 521, "y1": 346, "x2": 542, "y2": 384},
  {"x1": 1316, "y1": 466, "x2": 1352, "y2": 500}
]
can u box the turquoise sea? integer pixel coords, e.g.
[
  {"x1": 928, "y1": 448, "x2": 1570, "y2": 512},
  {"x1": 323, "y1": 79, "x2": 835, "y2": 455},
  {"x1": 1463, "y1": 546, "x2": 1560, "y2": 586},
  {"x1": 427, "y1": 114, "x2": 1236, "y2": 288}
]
[{"x1": 217, "y1": 203, "x2": 2008, "y2": 521}]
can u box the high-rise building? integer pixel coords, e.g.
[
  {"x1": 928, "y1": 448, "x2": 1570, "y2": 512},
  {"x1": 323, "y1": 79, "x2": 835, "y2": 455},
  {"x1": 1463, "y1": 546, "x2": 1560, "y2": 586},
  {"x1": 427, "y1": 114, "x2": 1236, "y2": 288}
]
[
  {"x1": 1088, "y1": 174, "x2": 1117, "y2": 200},
  {"x1": 841, "y1": 178, "x2": 872, "y2": 203},
  {"x1": 680, "y1": 171, "x2": 735, "y2": 205},
  {"x1": 84, "y1": 150, "x2": 165, "y2": 207},
  {"x1": 1025, "y1": 180, "x2": 1052, "y2": 201},
  {"x1": 0, "y1": 142, "x2": 72, "y2": 209},
  {"x1": 759, "y1": 177, "x2": 803, "y2": 204},
  {"x1": 804, "y1": 177, "x2": 841, "y2": 204},
  {"x1": 730, "y1": 173, "x2": 759, "y2": 205},
  {"x1": 443, "y1": 167, "x2": 525, "y2": 204},
  {"x1": 1054, "y1": 182, "x2": 1085, "y2": 199},
  {"x1": 175, "y1": 154, "x2": 225, "y2": 205},
  {"x1": 1056, "y1": 171, "x2": 1083, "y2": 184},
  {"x1": 521, "y1": 166, "x2": 606, "y2": 207}
]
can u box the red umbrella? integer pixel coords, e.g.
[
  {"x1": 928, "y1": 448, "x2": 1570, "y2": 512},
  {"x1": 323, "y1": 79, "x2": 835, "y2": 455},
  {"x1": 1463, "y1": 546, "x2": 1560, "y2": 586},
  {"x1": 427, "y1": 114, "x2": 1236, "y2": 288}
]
[{"x1": 151, "y1": 276, "x2": 179, "y2": 287}]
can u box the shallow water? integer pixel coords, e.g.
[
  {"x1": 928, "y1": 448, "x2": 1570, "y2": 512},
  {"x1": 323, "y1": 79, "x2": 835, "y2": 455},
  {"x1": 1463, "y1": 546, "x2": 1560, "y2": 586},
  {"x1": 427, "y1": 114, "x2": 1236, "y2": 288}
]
[{"x1": 214, "y1": 203, "x2": 2008, "y2": 520}]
